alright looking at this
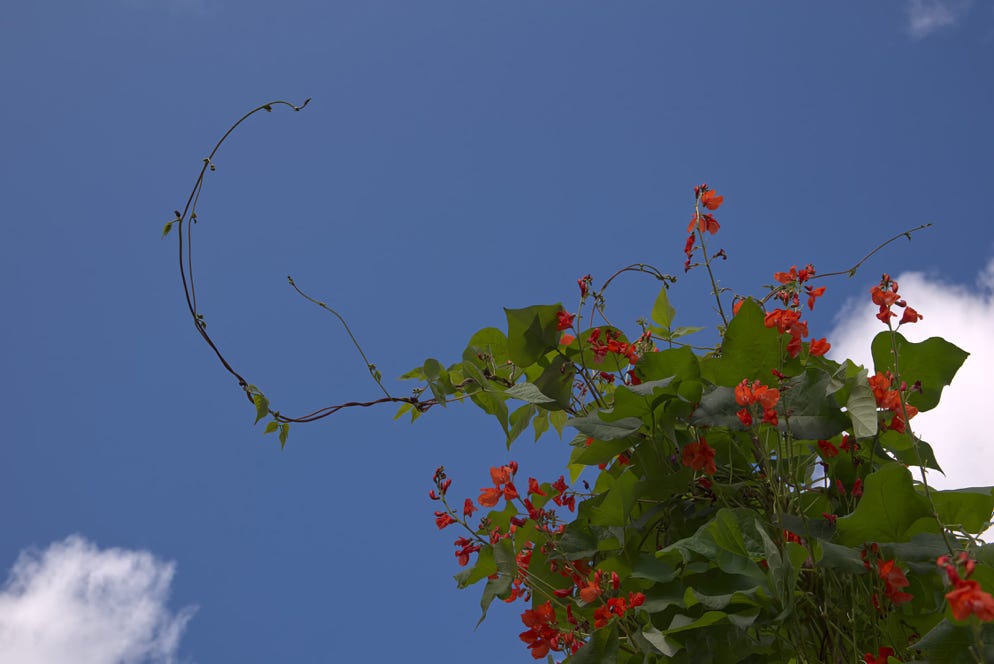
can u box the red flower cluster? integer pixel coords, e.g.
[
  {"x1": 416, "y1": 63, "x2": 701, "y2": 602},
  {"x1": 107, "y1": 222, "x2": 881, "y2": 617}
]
[
  {"x1": 735, "y1": 378, "x2": 781, "y2": 427},
  {"x1": 519, "y1": 600, "x2": 580, "y2": 659},
  {"x1": 868, "y1": 371, "x2": 918, "y2": 433},
  {"x1": 683, "y1": 184, "x2": 723, "y2": 271},
  {"x1": 864, "y1": 646, "x2": 896, "y2": 664},
  {"x1": 592, "y1": 592, "x2": 646, "y2": 629},
  {"x1": 479, "y1": 462, "x2": 519, "y2": 507},
  {"x1": 551, "y1": 475, "x2": 576, "y2": 512},
  {"x1": 938, "y1": 553, "x2": 994, "y2": 622},
  {"x1": 681, "y1": 437, "x2": 716, "y2": 475},
  {"x1": 764, "y1": 307, "x2": 829, "y2": 359},
  {"x1": 871, "y1": 274, "x2": 923, "y2": 326},
  {"x1": 586, "y1": 328, "x2": 639, "y2": 366},
  {"x1": 556, "y1": 309, "x2": 575, "y2": 331}
]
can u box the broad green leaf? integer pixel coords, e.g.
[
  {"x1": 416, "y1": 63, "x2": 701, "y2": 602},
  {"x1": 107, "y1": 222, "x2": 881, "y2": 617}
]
[
  {"x1": 836, "y1": 462, "x2": 936, "y2": 545},
  {"x1": 532, "y1": 354, "x2": 575, "y2": 410},
  {"x1": 699, "y1": 299, "x2": 783, "y2": 387},
  {"x1": 638, "y1": 625, "x2": 682, "y2": 657},
  {"x1": 651, "y1": 285, "x2": 676, "y2": 330},
  {"x1": 878, "y1": 430, "x2": 943, "y2": 471},
  {"x1": 531, "y1": 409, "x2": 550, "y2": 442},
  {"x1": 549, "y1": 409, "x2": 568, "y2": 436},
  {"x1": 916, "y1": 619, "x2": 994, "y2": 663},
  {"x1": 778, "y1": 368, "x2": 849, "y2": 440},
  {"x1": 504, "y1": 304, "x2": 563, "y2": 367},
  {"x1": 690, "y1": 386, "x2": 743, "y2": 430},
  {"x1": 504, "y1": 382, "x2": 556, "y2": 405},
  {"x1": 932, "y1": 487, "x2": 994, "y2": 534},
  {"x1": 637, "y1": 346, "x2": 699, "y2": 383},
  {"x1": 588, "y1": 470, "x2": 639, "y2": 526},
  {"x1": 846, "y1": 368, "x2": 878, "y2": 439},
  {"x1": 462, "y1": 327, "x2": 510, "y2": 368},
  {"x1": 871, "y1": 331, "x2": 969, "y2": 412},
  {"x1": 568, "y1": 414, "x2": 642, "y2": 440},
  {"x1": 665, "y1": 610, "x2": 729, "y2": 634},
  {"x1": 506, "y1": 403, "x2": 535, "y2": 447},
  {"x1": 570, "y1": 438, "x2": 632, "y2": 466}
]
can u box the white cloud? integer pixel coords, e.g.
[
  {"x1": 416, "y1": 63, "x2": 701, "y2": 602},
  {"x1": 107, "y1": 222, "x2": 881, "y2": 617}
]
[
  {"x1": 828, "y1": 260, "x2": 994, "y2": 503},
  {"x1": 905, "y1": 0, "x2": 971, "y2": 37},
  {"x1": 0, "y1": 536, "x2": 195, "y2": 664}
]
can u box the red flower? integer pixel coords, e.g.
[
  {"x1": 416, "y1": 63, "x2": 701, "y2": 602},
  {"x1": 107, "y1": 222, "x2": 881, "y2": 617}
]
[
  {"x1": 817, "y1": 439, "x2": 839, "y2": 458},
  {"x1": 681, "y1": 438, "x2": 717, "y2": 475},
  {"x1": 578, "y1": 580, "x2": 602, "y2": 603},
  {"x1": 736, "y1": 408, "x2": 753, "y2": 427},
  {"x1": 946, "y1": 579, "x2": 994, "y2": 622},
  {"x1": 593, "y1": 604, "x2": 613, "y2": 629},
  {"x1": 700, "y1": 188, "x2": 724, "y2": 210},
  {"x1": 490, "y1": 465, "x2": 512, "y2": 486},
  {"x1": 479, "y1": 487, "x2": 502, "y2": 507},
  {"x1": 877, "y1": 559, "x2": 913, "y2": 605},
  {"x1": 809, "y1": 338, "x2": 830, "y2": 357},
  {"x1": 556, "y1": 310, "x2": 575, "y2": 331},
  {"x1": 503, "y1": 481, "x2": 520, "y2": 501},
  {"x1": 434, "y1": 511, "x2": 457, "y2": 529},
  {"x1": 683, "y1": 234, "x2": 695, "y2": 256},
  {"x1": 864, "y1": 646, "x2": 895, "y2": 664},
  {"x1": 852, "y1": 478, "x2": 863, "y2": 498},
  {"x1": 560, "y1": 333, "x2": 575, "y2": 346},
  {"x1": 899, "y1": 307, "x2": 922, "y2": 325},
  {"x1": 805, "y1": 285, "x2": 826, "y2": 310},
  {"x1": 527, "y1": 477, "x2": 547, "y2": 497},
  {"x1": 463, "y1": 498, "x2": 478, "y2": 517},
  {"x1": 577, "y1": 274, "x2": 592, "y2": 298}
]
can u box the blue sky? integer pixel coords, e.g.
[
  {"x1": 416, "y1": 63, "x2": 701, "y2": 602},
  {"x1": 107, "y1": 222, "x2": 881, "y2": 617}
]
[{"x1": 2, "y1": 2, "x2": 993, "y2": 662}]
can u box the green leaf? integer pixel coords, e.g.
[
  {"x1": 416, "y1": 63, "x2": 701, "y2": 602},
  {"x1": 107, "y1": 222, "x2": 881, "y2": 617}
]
[
  {"x1": 932, "y1": 487, "x2": 994, "y2": 534},
  {"x1": 916, "y1": 619, "x2": 994, "y2": 663},
  {"x1": 252, "y1": 393, "x2": 269, "y2": 424},
  {"x1": 651, "y1": 285, "x2": 676, "y2": 331},
  {"x1": 871, "y1": 331, "x2": 969, "y2": 412},
  {"x1": 878, "y1": 430, "x2": 943, "y2": 472},
  {"x1": 278, "y1": 423, "x2": 289, "y2": 449},
  {"x1": 504, "y1": 382, "x2": 557, "y2": 405},
  {"x1": 699, "y1": 299, "x2": 783, "y2": 387},
  {"x1": 504, "y1": 304, "x2": 563, "y2": 367},
  {"x1": 506, "y1": 404, "x2": 535, "y2": 447},
  {"x1": 571, "y1": 438, "x2": 632, "y2": 466},
  {"x1": 454, "y1": 544, "x2": 496, "y2": 589},
  {"x1": 637, "y1": 346, "x2": 700, "y2": 383},
  {"x1": 263, "y1": 421, "x2": 278, "y2": 435},
  {"x1": 778, "y1": 368, "x2": 849, "y2": 440},
  {"x1": 531, "y1": 409, "x2": 550, "y2": 442},
  {"x1": 846, "y1": 368, "x2": 878, "y2": 439},
  {"x1": 835, "y1": 462, "x2": 936, "y2": 545},
  {"x1": 476, "y1": 538, "x2": 516, "y2": 626},
  {"x1": 532, "y1": 355, "x2": 575, "y2": 410},
  {"x1": 161, "y1": 221, "x2": 173, "y2": 238},
  {"x1": 568, "y1": 414, "x2": 642, "y2": 440},
  {"x1": 665, "y1": 610, "x2": 729, "y2": 634},
  {"x1": 588, "y1": 470, "x2": 639, "y2": 526},
  {"x1": 638, "y1": 625, "x2": 682, "y2": 657}
]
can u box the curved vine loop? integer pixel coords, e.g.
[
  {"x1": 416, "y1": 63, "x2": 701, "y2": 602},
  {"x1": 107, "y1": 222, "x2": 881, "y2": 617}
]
[{"x1": 165, "y1": 99, "x2": 438, "y2": 430}]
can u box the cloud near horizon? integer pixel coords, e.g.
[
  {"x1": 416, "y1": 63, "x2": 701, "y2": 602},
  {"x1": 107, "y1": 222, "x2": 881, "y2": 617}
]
[
  {"x1": 0, "y1": 535, "x2": 195, "y2": 664},
  {"x1": 828, "y1": 259, "x2": 994, "y2": 502}
]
